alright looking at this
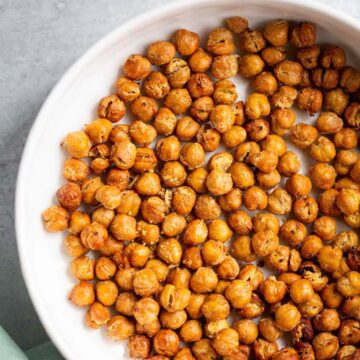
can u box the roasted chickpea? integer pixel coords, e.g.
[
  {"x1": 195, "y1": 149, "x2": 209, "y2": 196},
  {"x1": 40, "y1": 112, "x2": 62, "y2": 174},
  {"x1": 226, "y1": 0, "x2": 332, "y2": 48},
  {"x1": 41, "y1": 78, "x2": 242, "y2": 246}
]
[
  {"x1": 296, "y1": 45, "x2": 320, "y2": 69},
  {"x1": 274, "y1": 60, "x2": 303, "y2": 86},
  {"x1": 285, "y1": 173, "x2": 312, "y2": 198},
  {"x1": 133, "y1": 268, "x2": 159, "y2": 297},
  {"x1": 211, "y1": 55, "x2": 238, "y2": 80},
  {"x1": 243, "y1": 186, "x2": 268, "y2": 211},
  {"x1": 187, "y1": 73, "x2": 214, "y2": 99},
  {"x1": 206, "y1": 168, "x2": 233, "y2": 196},
  {"x1": 232, "y1": 319, "x2": 258, "y2": 345},
  {"x1": 172, "y1": 186, "x2": 196, "y2": 216},
  {"x1": 157, "y1": 238, "x2": 183, "y2": 266},
  {"x1": 96, "y1": 280, "x2": 118, "y2": 306},
  {"x1": 179, "y1": 320, "x2": 203, "y2": 343},
  {"x1": 245, "y1": 119, "x2": 270, "y2": 142},
  {"x1": 290, "y1": 279, "x2": 315, "y2": 304},
  {"x1": 63, "y1": 158, "x2": 90, "y2": 183},
  {"x1": 174, "y1": 347, "x2": 195, "y2": 360},
  {"x1": 196, "y1": 125, "x2": 221, "y2": 152},
  {"x1": 291, "y1": 22, "x2": 316, "y2": 48},
  {"x1": 212, "y1": 328, "x2": 239, "y2": 357},
  {"x1": 277, "y1": 151, "x2": 300, "y2": 177},
  {"x1": 145, "y1": 259, "x2": 168, "y2": 283},
  {"x1": 335, "y1": 150, "x2": 359, "y2": 176},
  {"x1": 124, "y1": 54, "x2": 151, "y2": 80},
  {"x1": 237, "y1": 292, "x2": 265, "y2": 319},
  {"x1": 64, "y1": 234, "x2": 88, "y2": 257},
  {"x1": 194, "y1": 194, "x2": 221, "y2": 221},
  {"x1": 218, "y1": 188, "x2": 242, "y2": 212},
  {"x1": 345, "y1": 102, "x2": 360, "y2": 128},
  {"x1": 324, "y1": 88, "x2": 349, "y2": 115},
  {"x1": 207, "y1": 28, "x2": 235, "y2": 55},
  {"x1": 153, "y1": 329, "x2": 180, "y2": 357},
  {"x1": 250, "y1": 150, "x2": 278, "y2": 173},
  {"x1": 261, "y1": 46, "x2": 286, "y2": 67},
  {"x1": 160, "y1": 310, "x2": 187, "y2": 330},
  {"x1": 340, "y1": 66, "x2": 360, "y2": 93},
  {"x1": 253, "y1": 212, "x2": 280, "y2": 234},
  {"x1": 224, "y1": 279, "x2": 251, "y2": 309},
  {"x1": 318, "y1": 189, "x2": 341, "y2": 216},
  {"x1": 192, "y1": 339, "x2": 217, "y2": 360},
  {"x1": 238, "y1": 54, "x2": 265, "y2": 78},
  {"x1": 107, "y1": 315, "x2": 134, "y2": 341},
  {"x1": 267, "y1": 188, "x2": 292, "y2": 215},
  {"x1": 133, "y1": 297, "x2": 160, "y2": 325},
  {"x1": 231, "y1": 235, "x2": 256, "y2": 263},
  {"x1": 313, "y1": 309, "x2": 341, "y2": 332},
  {"x1": 191, "y1": 267, "x2": 218, "y2": 293},
  {"x1": 334, "y1": 128, "x2": 358, "y2": 150},
  {"x1": 301, "y1": 235, "x2": 323, "y2": 260},
  {"x1": 115, "y1": 267, "x2": 136, "y2": 291},
  {"x1": 309, "y1": 163, "x2": 336, "y2": 190},
  {"x1": 201, "y1": 293, "x2": 230, "y2": 321},
  {"x1": 312, "y1": 67, "x2": 339, "y2": 89},
  {"x1": 173, "y1": 29, "x2": 200, "y2": 55},
  {"x1": 245, "y1": 93, "x2": 271, "y2": 120},
  {"x1": 240, "y1": 29, "x2": 266, "y2": 53},
  {"x1": 313, "y1": 216, "x2": 337, "y2": 241},
  {"x1": 164, "y1": 88, "x2": 192, "y2": 115},
  {"x1": 182, "y1": 247, "x2": 203, "y2": 271},
  {"x1": 115, "y1": 292, "x2": 137, "y2": 316},
  {"x1": 175, "y1": 116, "x2": 199, "y2": 142},
  {"x1": 298, "y1": 293, "x2": 324, "y2": 318},
  {"x1": 256, "y1": 169, "x2": 281, "y2": 189},
  {"x1": 320, "y1": 45, "x2": 346, "y2": 69},
  {"x1": 190, "y1": 97, "x2": 214, "y2": 122},
  {"x1": 128, "y1": 335, "x2": 151, "y2": 359},
  {"x1": 258, "y1": 317, "x2": 283, "y2": 343},
  {"x1": 180, "y1": 143, "x2": 205, "y2": 170},
  {"x1": 253, "y1": 339, "x2": 278, "y2": 360},
  {"x1": 187, "y1": 168, "x2": 208, "y2": 194},
  {"x1": 334, "y1": 230, "x2": 359, "y2": 253},
  {"x1": 86, "y1": 301, "x2": 110, "y2": 329},
  {"x1": 202, "y1": 240, "x2": 227, "y2": 266},
  {"x1": 161, "y1": 161, "x2": 187, "y2": 188},
  {"x1": 336, "y1": 346, "x2": 357, "y2": 360},
  {"x1": 213, "y1": 79, "x2": 238, "y2": 105},
  {"x1": 312, "y1": 332, "x2": 339, "y2": 360},
  {"x1": 136, "y1": 319, "x2": 161, "y2": 339},
  {"x1": 42, "y1": 205, "x2": 70, "y2": 233},
  {"x1": 227, "y1": 210, "x2": 252, "y2": 236},
  {"x1": 280, "y1": 220, "x2": 307, "y2": 247},
  {"x1": 259, "y1": 276, "x2": 286, "y2": 304},
  {"x1": 275, "y1": 303, "x2": 301, "y2": 331},
  {"x1": 252, "y1": 231, "x2": 279, "y2": 257},
  {"x1": 337, "y1": 271, "x2": 360, "y2": 296},
  {"x1": 116, "y1": 77, "x2": 140, "y2": 102},
  {"x1": 296, "y1": 87, "x2": 323, "y2": 115},
  {"x1": 188, "y1": 48, "x2": 213, "y2": 73},
  {"x1": 165, "y1": 58, "x2": 191, "y2": 89}
]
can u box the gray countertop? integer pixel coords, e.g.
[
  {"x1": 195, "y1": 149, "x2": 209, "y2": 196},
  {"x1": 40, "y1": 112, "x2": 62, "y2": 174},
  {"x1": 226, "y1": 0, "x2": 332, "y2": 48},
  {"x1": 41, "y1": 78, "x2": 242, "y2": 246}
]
[{"x1": 0, "y1": 0, "x2": 358, "y2": 354}]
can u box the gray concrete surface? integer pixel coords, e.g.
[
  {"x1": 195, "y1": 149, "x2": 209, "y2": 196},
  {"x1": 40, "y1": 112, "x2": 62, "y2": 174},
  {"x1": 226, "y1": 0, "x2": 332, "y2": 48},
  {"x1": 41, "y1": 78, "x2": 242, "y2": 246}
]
[{"x1": 0, "y1": 0, "x2": 358, "y2": 353}]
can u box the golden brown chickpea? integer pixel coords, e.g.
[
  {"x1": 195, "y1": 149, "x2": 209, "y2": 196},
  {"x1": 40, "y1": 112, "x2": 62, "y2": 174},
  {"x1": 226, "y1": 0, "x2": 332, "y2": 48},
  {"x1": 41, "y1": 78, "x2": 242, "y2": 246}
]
[
  {"x1": 337, "y1": 271, "x2": 360, "y2": 296},
  {"x1": 245, "y1": 119, "x2": 270, "y2": 142},
  {"x1": 206, "y1": 168, "x2": 233, "y2": 196},
  {"x1": 124, "y1": 54, "x2": 151, "y2": 80},
  {"x1": 213, "y1": 79, "x2": 238, "y2": 105},
  {"x1": 136, "y1": 319, "x2": 161, "y2": 339},
  {"x1": 107, "y1": 315, "x2": 134, "y2": 341},
  {"x1": 172, "y1": 186, "x2": 196, "y2": 216},
  {"x1": 157, "y1": 238, "x2": 183, "y2": 266},
  {"x1": 296, "y1": 45, "x2": 320, "y2": 70},
  {"x1": 187, "y1": 73, "x2": 214, "y2": 99},
  {"x1": 280, "y1": 220, "x2": 307, "y2": 247},
  {"x1": 188, "y1": 48, "x2": 213, "y2": 73},
  {"x1": 345, "y1": 102, "x2": 360, "y2": 128},
  {"x1": 110, "y1": 141, "x2": 136, "y2": 170},
  {"x1": 110, "y1": 214, "x2": 136, "y2": 242},
  {"x1": 286, "y1": 173, "x2": 312, "y2": 198},
  {"x1": 261, "y1": 46, "x2": 286, "y2": 68},
  {"x1": 272, "y1": 91, "x2": 298, "y2": 115},
  {"x1": 141, "y1": 196, "x2": 168, "y2": 224},
  {"x1": 336, "y1": 346, "x2": 357, "y2": 360},
  {"x1": 312, "y1": 332, "x2": 339, "y2": 360},
  {"x1": 201, "y1": 293, "x2": 230, "y2": 321},
  {"x1": 261, "y1": 135, "x2": 287, "y2": 158},
  {"x1": 256, "y1": 169, "x2": 282, "y2": 189},
  {"x1": 230, "y1": 162, "x2": 255, "y2": 189},
  {"x1": 277, "y1": 151, "x2": 300, "y2": 177},
  {"x1": 160, "y1": 309, "x2": 187, "y2": 330},
  {"x1": 237, "y1": 292, "x2": 265, "y2": 319},
  {"x1": 192, "y1": 339, "x2": 217, "y2": 360},
  {"x1": 190, "y1": 96, "x2": 214, "y2": 122},
  {"x1": 164, "y1": 58, "x2": 191, "y2": 89},
  {"x1": 275, "y1": 303, "x2": 301, "y2": 331},
  {"x1": 321, "y1": 284, "x2": 343, "y2": 311},
  {"x1": 252, "y1": 231, "x2": 279, "y2": 257},
  {"x1": 182, "y1": 247, "x2": 203, "y2": 271},
  {"x1": 194, "y1": 194, "x2": 221, "y2": 221},
  {"x1": 298, "y1": 292, "x2": 324, "y2": 318},
  {"x1": 115, "y1": 190, "x2": 141, "y2": 217},
  {"x1": 232, "y1": 319, "x2": 258, "y2": 345},
  {"x1": 265, "y1": 245, "x2": 291, "y2": 273},
  {"x1": 313, "y1": 216, "x2": 337, "y2": 241},
  {"x1": 274, "y1": 60, "x2": 303, "y2": 86},
  {"x1": 340, "y1": 66, "x2": 360, "y2": 93},
  {"x1": 191, "y1": 267, "x2": 218, "y2": 294},
  {"x1": 278, "y1": 273, "x2": 301, "y2": 288},
  {"x1": 64, "y1": 234, "x2": 88, "y2": 257},
  {"x1": 291, "y1": 319, "x2": 314, "y2": 344},
  {"x1": 179, "y1": 320, "x2": 203, "y2": 343},
  {"x1": 94, "y1": 256, "x2": 116, "y2": 280},
  {"x1": 186, "y1": 293, "x2": 206, "y2": 320},
  {"x1": 116, "y1": 77, "x2": 140, "y2": 102},
  {"x1": 238, "y1": 264, "x2": 263, "y2": 291},
  {"x1": 343, "y1": 295, "x2": 360, "y2": 321},
  {"x1": 218, "y1": 188, "x2": 242, "y2": 212},
  {"x1": 259, "y1": 276, "x2": 286, "y2": 304},
  {"x1": 42, "y1": 205, "x2": 70, "y2": 233},
  {"x1": 56, "y1": 182, "x2": 82, "y2": 212},
  {"x1": 313, "y1": 309, "x2": 341, "y2": 332},
  {"x1": 318, "y1": 189, "x2": 341, "y2": 216},
  {"x1": 208, "y1": 152, "x2": 233, "y2": 172},
  {"x1": 216, "y1": 255, "x2": 239, "y2": 280},
  {"x1": 253, "y1": 339, "x2": 278, "y2": 360},
  {"x1": 231, "y1": 235, "x2": 256, "y2": 263},
  {"x1": 105, "y1": 168, "x2": 129, "y2": 190},
  {"x1": 63, "y1": 158, "x2": 90, "y2": 183},
  {"x1": 253, "y1": 212, "x2": 280, "y2": 234},
  {"x1": 152, "y1": 109, "x2": 176, "y2": 136},
  {"x1": 95, "y1": 280, "x2": 118, "y2": 309},
  {"x1": 245, "y1": 93, "x2": 271, "y2": 120},
  {"x1": 131, "y1": 148, "x2": 156, "y2": 173},
  {"x1": 238, "y1": 54, "x2": 265, "y2": 78},
  {"x1": 312, "y1": 67, "x2": 339, "y2": 89},
  {"x1": 126, "y1": 243, "x2": 150, "y2": 268},
  {"x1": 145, "y1": 259, "x2": 168, "y2": 283},
  {"x1": 258, "y1": 317, "x2": 283, "y2": 343},
  {"x1": 209, "y1": 104, "x2": 235, "y2": 133},
  {"x1": 80, "y1": 221, "x2": 108, "y2": 250},
  {"x1": 321, "y1": 45, "x2": 346, "y2": 69},
  {"x1": 267, "y1": 188, "x2": 292, "y2": 215},
  {"x1": 228, "y1": 210, "x2": 252, "y2": 235},
  {"x1": 225, "y1": 15, "x2": 248, "y2": 33},
  {"x1": 133, "y1": 268, "x2": 159, "y2": 297},
  {"x1": 167, "y1": 268, "x2": 191, "y2": 289},
  {"x1": 335, "y1": 150, "x2": 359, "y2": 176},
  {"x1": 316, "y1": 111, "x2": 343, "y2": 134},
  {"x1": 115, "y1": 292, "x2": 137, "y2": 316},
  {"x1": 180, "y1": 143, "x2": 205, "y2": 170},
  {"x1": 196, "y1": 125, "x2": 221, "y2": 152},
  {"x1": 186, "y1": 168, "x2": 208, "y2": 194},
  {"x1": 64, "y1": 130, "x2": 92, "y2": 159},
  {"x1": 183, "y1": 219, "x2": 208, "y2": 246},
  {"x1": 250, "y1": 150, "x2": 278, "y2": 174},
  {"x1": 324, "y1": 88, "x2": 349, "y2": 115},
  {"x1": 173, "y1": 29, "x2": 200, "y2": 55},
  {"x1": 161, "y1": 212, "x2": 186, "y2": 238},
  {"x1": 223, "y1": 279, "x2": 251, "y2": 309},
  {"x1": 204, "y1": 319, "x2": 229, "y2": 339},
  {"x1": 115, "y1": 267, "x2": 136, "y2": 291},
  {"x1": 334, "y1": 230, "x2": 359, "y2": 253},
  {"x1": 70, "y1": 256, "x2": 94, "y2": 282},
  {"x1": 262, "y1": 19, "x2": 289, "y2": 46},
  {"x1": 202, "y1": 240, "x2": 227, "y2": 267},
  {"x1": 207, "y1": 28, "x2": 235, "y2": 55},
  {"x1": 253, "y1": 72, "x2": 278, "y2": 97},
  {"x1": 153, "y1": 329, "x2": 180, "y2": 357},
  {"x1": 175, "y1": 116, "x2": 200, "y2": 142},
  {"x1": 290, "y1": 279, "x2": 315, "y2": 304},
  {"x1": 350, "y1": 159, "x2": 360, "y2": 183},
  {"x1": 164, "y1": 88, "x2": 192, "y2": 115},
  {"x1": 243, "y1": 186, "x2": 268, "y2": 211},
  {"x1": 128, "y1": 334, "x2": 151, "y2": 359},
  {"x1": 211, "y1": 55, "x2": 238, "y2": 80},
  {"x1": 233, "y1": 100, "x2": 246, "y2": 125},
  {"x1": 334, "y1": 128, "x2": 358, "y2": 149},
  {"x1": 240, "y1": 29, "x2": 266, "y2": 53},
  {"x1": 86, "y1": 301, "x2": 110, "y2": 329},
  {"x1": 301, "y1": 235, "x2": 323, "y2": 260},
  {"x1": 296, "y1": 87, "x2": 323, "y2": 115},
  {"x1": 159, "y1": 284, "x2": 191, "y2": 313},
  {"x1": 162, "y1": 163, "x2": 188, "y2": 191},
  {"x1": 147, "y1": 41, "x2": 176, "y2": 65},
  {"x1": 291, "y1": 22, "x2": 316, "y2": 48},
  {"x1": 309, "y1": 163, "x2": 336, "y2": 190},
  {"x1": 336, "y1": 188, "x2": 360, "y2": 215},
  {"x1": 212, "y1": 328, "x2": 239, "y2": 357},
  {"x1": 132, "y1": 297, "x2": 160, "y2": 325}
]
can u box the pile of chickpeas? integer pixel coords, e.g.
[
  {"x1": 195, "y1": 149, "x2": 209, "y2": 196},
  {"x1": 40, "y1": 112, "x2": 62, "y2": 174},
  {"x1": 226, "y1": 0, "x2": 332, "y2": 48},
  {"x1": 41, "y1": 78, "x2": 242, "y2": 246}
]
[{"x1": 42, "y1": 15, "x2": 360, "y2": 360}]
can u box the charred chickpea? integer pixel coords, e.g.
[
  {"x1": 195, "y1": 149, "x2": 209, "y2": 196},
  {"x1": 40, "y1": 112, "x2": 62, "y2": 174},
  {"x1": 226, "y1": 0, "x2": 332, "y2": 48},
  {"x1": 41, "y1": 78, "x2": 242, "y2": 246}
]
[
  {"x1": 173, "y1": 29, "x2": 200, "y2": 55},
  {"x1": 124, "y1": 54, "x2": 151, "y2": 80},
  {"x1": 207, "y1": 27, "x2": 235, "y2": 55},
  {"x1": 188, "y1": 48, "x2": 213, "y2": 73},
  {"x1": 238, "y1": 54, "x2": 265, "y2": 78},
  {"x1": 211, "y1": 55, "x2": 238, "y2": 80},
  {"x1": 165, "y1": 58, "x2": 191, "y2": 89},
  {"x1": 116, "y1": 77, "x2": 140, "y2": 102},
  {"x1": 340, "y1": 66, "x2": 360, "y2": 93}
]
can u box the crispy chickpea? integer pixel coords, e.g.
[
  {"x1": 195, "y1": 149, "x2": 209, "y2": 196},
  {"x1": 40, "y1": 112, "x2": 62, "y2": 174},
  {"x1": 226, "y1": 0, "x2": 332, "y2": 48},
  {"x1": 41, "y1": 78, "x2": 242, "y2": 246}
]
[
  {"x1": 262, "y1": 19, "x2": 289, "y2": 46},
  {"x1": 202, "y1": 240, "x2": 227, "y2": 266},
  {"x1": 296, "y1": 45, "x2": 320, "y2": 70},
  {"x1": 70, "y1": 256, "x2": 95, "y2": 281},
  {"x1": 182, "y1": 247, "x2": 203, "y2": 270},
  {"x1": 258, "y1": 317, "x2": 283, "y2": 342},
  {"x1": 188, "y1": 48, "x2": 213, "y2": 73},
  {"x1": 335, "y1": 150, "x2": 359, "y2": 176},
  {"x1": 146, "y1": 259, "x2": 168, "y2": 283},
  {"x1": 186, "y1": 168, "x2": 208, "y2": 194},
  {"x1": 231, "y1": 235, "x2": 256, "y2": 263},
  {"x1": 224, "y1": 279, "x2": 251, "y2": 309},
  {"x1": 275, "y1": 303, "x2": 301, "y2": 331},
  {"x1": 253, "y1": 212, "x2": 280, "y2": 234},
  {"x1": 192, "y1": 339, "x2": 217, "y2": 360},
  {"x1": 172, "y1": 186, "x2": 196, "y2": 216},
  {"x1": 250, "y1": 150, "x2": 278, "y2": 174},
  {"x1": 161, "y1": 213, "x2": 186, "y2": 238},
  {"x1": 153, "y1": 329, "x2": 180, "y2": 357},
  {"x1": 221, "y1": 126, "x2": 246, "y2": 148},
  {"x1": 261, "y1": 135, "x2": 287, "y2": 158},
  {"x1": 286, "y1": 173, "x2": 312, "y2": 198},
  {"x1": 147, "y1": 41, "x2": 175, "y2": 65},
  {"x1": 186, "y1": 293, "x2": 205, "y2": 320},
  {"x1": 94, "y1": 256, "x2": 116, "y2": 280},
  {"x1": 115, "y1": 267, "x2": 136, "y2": 291},
  {"x1": 194, "y1": 195, "x2": 221, "y2": 221},
  {"x1": 237, "y1": 292, "x2": 265, "y2": 319},
  {"x1": 225, "y1": 15, "x2": 248, "y2": 33},
  {"x1": 179, "y1": 320, "x2": 203, "y2": 343},
  {"x1": 115, "y1": 292, "x2": 137, "y2": 316},
  {"x1": 209, "y1": 104, "x2": 235, "y2": 133},
  {"x1": 336, "y1": 188, "x2": 360, "y2": 215},
  {"x1": 290, "y1": 279, "x2": 315, "y2": 304},
  {"x1": 313, "y1": 309, "x2": 341, "y2": 332},
  {"x1": 157, "y1": 238, "x2": 183, "y2": 265},
  {"x1": 243, "y1": 186, "x2": 268, "y2": 211},
  {"x1": 253, "y1": 339, "x2": 278, "y2": 360},
  {"x1": 334, "y1": 230, "x2": 359, "y2": 253},
  {"x1": 208, "y1": 151, "x2": 233, "y2": 172},
  {"x1": 246, "y1": 119, "x2": 270, "y2": 142},
  {"x1": 280, "y1": 220, "x2": 307, "y2": 247},
  {"x1": 218, "y1": 188, "x2": 242, "y2": 212},
  {"x1": 63, "y1": 158, "x2": 89, "y2": 183},
  {"x1": 141, "y1": 196, "x2": 168, "y2": 224},
  {"x1": 309, "y1": 163, "x2": 336, "y2": 190},
  {"x1": 252, "y1": 231, "x2": 279, "y2": 257},
  {"x1": 324, "y1": 88, "x2": 349, "y2": 115},
  {"x1": 301, "y1": 235, "x2": 323, "y2": 259},
  {"x1": 191, "y1": 267, "x2": 218, "y2": 294},
  {"x1": 238, "y1": 54, "x2": 265, "y2": 78},
  {"x1": 212, "y1": 328, "x2": 239, "y2": 356},
  {"x1": 110, "y1": 141, "x2": 136, "y2": 170},
  {"x1": 81, "y1": 221, "x2": 107, "y2": 250},
  {"x1": 187, "y1": 73, "x2": 214, "y2": 99},
  {"x1": 240, "y1": 29, "x2": 266, "y2": 53},
  {"x1": 320, "y1": 283, "x2": 343, "y2": 310},
  {"x1": 191, "y1": 97, "x2": 214, "y2": 122},
  {"x1": 274, "y1": 60, "x2": 303, "y2": 86},
  {"x1": 216, "y1": 255, "x2": 240, "y2": 280},
  {"x1": 124, "y1": 54, "x2": 151, "y2": 80},
  {"x1": 230, "y1": 162, "x2": 254, "y2": 189},
  {"x1": 132, "y1": 270, "x2": 159, "y2": 300},
  {"x1": 196, "y1": 125, "x2": 221, "y2": 152},
  {"x1": 277, "y1": 151, "x2": 300, "y2": 177},
  {"x1": 116, "y1": 190, "x2": 141, "y2": 217},
  {"x1": 245, "y1": 93, "x2": 270, "y2": 120},
  {"x1": 300, "y1": 262, "x2": 328, "y2": 292},
  {"x1": 165, "y1": 58, "x2": 191, "y2": 88},
  {"x1": 126, "y1": 243, "x2": 150, "y2": 268},
  {"x1": 159, "y1": 284, "x2": 191, "y2": 313},
  {"x1": 340, "y1": 66, "x2": 360, "y2": 93},
  {"x1": 136, "y1": 319, "x2": 161, "y2": 339},
  {"x1": 232, "y1": 319, "x2": 258, "y2": 345},
  {"x1": 86, "y1": 301, "x2": 110, "y2": 329},
  {"x1": 343, "y1": 295, "x2": 360, "y2": 321},
  {"x1": 160, "y1": 310, "x2": 187, "y2": 330},
  {"x1": 69, "y1": 281, "x2": 95, "y2": 307},
  {"x1": 227, "y1": 210, "x2": 252, "y2": 235},
  {"x1": 312, "y1": 332, "x2": 339, "y2": 360},
  {"x1": 267, "y1": 188, "x2": 292, "y2": 215},
  {"x1": 133, "y1": 297, "x2": 160, "y2": 326},
  {"x1": 128, "y1": 335, "x2": 151, "y2": 359},
  {"x1": 298, "y1": 293, "x2": 324, "y2": 318},
  {"x1": 64, "y1": 131, "x2": 91, "y2": 159},
  {"x1": 321, "y1": 45, "x2": 346, "y2": 69},
  {"x1": 180, "y1": 143, "x2": 205, "y2": 170},
  {"x1": 316, "y1": 111, "x2": 343, "y2": 134},
  {"x1": 107, "y1": 315, "x2": 134, "y2": 341},
  {"x1": 96, "y1": 281, "x2": 118, "y2": 308},
  {"x1": 183, "y1": 219, "x2": 208, "y2": 246},
  {"x1": 296, "y1": 87, "x2": 323, "y2": 115},
  {"x1": 206, "y1": 169, "x2": 233, "y2": 196},
  {"x1": 116, "y1": 77, "x2": 140, "y2": 102},
  {"x1": 272, "y1": 89, "x2": 298, "y2": 114},
  {"x1": 314, "y1": 216, "x2": 337, "y2": 241},
  {"x1": 291, "y1": 22, "x2": 316, "y2": 48},
  {"x1": 164, "y1": 88, "x2": 192, "y2": 115},
  {"x1": 259, "y1": 277, "x2": 286, "y2": 304},
  {"x1": 265, "y1": 245, "x2": 291, "y2": 273},
  {"x1": 167, "y1": 268, "x2": 191, "y2": 289},
  {"x1": 161, "y1": 161, "x2": 187, "y2": 188},
  {"x1": 176, "y1": 116, "x2": 200, "y2": 142},
  {"x1": 42, "y1": 205, "x2": 69, "y2": 233},
  {"x1": 334, "y1": 128, "x2": 358, "y2": 150},
  {"x1": 238, "y1": 264, "x2": 263, "y2": 291},
  {"x1": 337, "y1": 271, "x2": 360, "y2": 296},
  {"x1": 64, "y1": 234, "x2": 88, "y2": 257},
  {"x1": 261, "y1": 46, "x2": 286, "y2": 67},
  {"x1": 312, "y1": 67, "x2": 339, "y2": 89},
  {"x1": 256, "y1": 169, "x2": 281, "y2": 189},
  {"x1": 207, "y1": 28, "x2": 235, "y2": 55},
  {"x1": 213, "y1": 79, "x2": 238, "y2": 105},
  {"x1": 201, "y1": 293, "x2": 230, "y2": 321},
  {"x1": 318, "y1": 189, "x2": 341, "y2": 216},
  {"x1": 173, "y1": 29, "x2": 200, "y2": 56},
  {"x1": 337, "y1": 346, "x2": 357, "y2": 360},
  {"x1": 291, "y1": 319, "x2": 314, "y2": 344},
  {"x1": 110, "y1": 214, "x2": 136, "y2": 242},
  {"x1": 204, "y1": 319, "x2": 229, "y2": 339},
  {"x1": 211, "y1": 55, "x2": 238, "y2": 80}
]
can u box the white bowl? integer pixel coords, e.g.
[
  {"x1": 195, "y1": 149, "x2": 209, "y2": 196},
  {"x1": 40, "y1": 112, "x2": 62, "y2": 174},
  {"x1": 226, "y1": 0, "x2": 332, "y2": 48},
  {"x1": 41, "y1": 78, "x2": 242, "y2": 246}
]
[{"x1": 16, "y1": 0, "x2": 359, "y2": 359}]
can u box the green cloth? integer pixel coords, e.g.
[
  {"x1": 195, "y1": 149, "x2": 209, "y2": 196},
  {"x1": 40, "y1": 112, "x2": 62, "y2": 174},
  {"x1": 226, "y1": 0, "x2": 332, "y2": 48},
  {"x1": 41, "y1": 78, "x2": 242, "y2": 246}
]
[{"x1": 0, "y1": 326, "x2": 63, "y2": 360}]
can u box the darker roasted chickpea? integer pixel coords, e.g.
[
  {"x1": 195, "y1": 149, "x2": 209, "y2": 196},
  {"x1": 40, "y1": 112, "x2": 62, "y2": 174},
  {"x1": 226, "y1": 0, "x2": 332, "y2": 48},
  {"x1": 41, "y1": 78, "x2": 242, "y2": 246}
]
[
  {"x1": 153, "y1": 329, "x2": 180, "y2": 357},
  {"x1": 56, "y1": 182, "x2": 82, "y2": 211},
  {"x1": 238, "y1": 54, "x2": 265, "y2": 78},
  {"x1": 191, "y1": 267, "x2": 218, "y2": 294},
  {"x1": 211, "y1": 55, "x2": 238, "y2": 80},
  {"x1": 187, "y1": 168, "x2": 208, "y2": 194},
  {"x1": 340, "y1": 66, "x2": 360, "y2": 93},
  {"x1": 243, "y1": 186, "x2": 268, "y2": 211},
  {"x1": 165, "y1": 58, "x2": 191, "y2": 89},
  {"x1": 245, "y1": 119, "x2": 270, "y2": 142},
  {"x1": 176, "y1": 116, "x2": 200, "y2": 142},
  {"x1": 161, "y1": 161, "x2": 187, "y2": 188},
  {"x1": 261, "y1": 46, "x2": 286, "y2": 67},
  {"x1": 312, "y1": 68, "x2": 339, "y2": 90},
  {"x1": 267, "y1": 188, "x2": 292, "y2": 215},
  {"x1": 318, "y1": 189, "x2": 341, "y2": 216},
  {"x1": 207, "y1": 28, "x2": 235, "y2": 55},
  {"x1": 324, "y1": 88, "x2": 349, "y2": 115},
  {"x1": 107, "y1": 315, "x2": 135, "y2": 341},
  {"x1": 194, "y1": 194, "x2": 221, "y2": 221},
  {"x1": 312, "y1": 332, "x2": 339, "y2": 360},
  {"x1": 237, "y1": 292, "x2": 265, "y2": 319},
  {"x1": 337, "y1": 346, "x2": 357, "y2": 360},
  {"x1": 240, "y1": 29, "x2": 266, "y2": 53},
  {"x1": 173, "y1": 29, "x2": 200, "y2": 55},
  {"x1": 320, "y1": 45, "x2": 346, "y2": 69},
  {"x1": 116, "y1": 77, "x2": 140, "y2": 102},
  {"x1": 280, "y1": 220, "x2": 307, "y2": 247},
  {"x1": 191, "y1": 96, "x2": 214, "y2": 122},
  {"x1": 345, "y1": 102, "x2": 360, "y2": 128},
  {"x1": 131, "y1": 96, "x2": 158, "y2": 122},
  {"x1": 253, "y1": 339, "x2": 278, "y2": 360},
  {"x1": 296, "y1": 45, "x2": 320, "y2": 70},
  {"x1": 274, "y1": 60, "x2": 303, "y2": 86},
  {"x1": 299, "y1": 262, "x2": 328, "y2": 292},
  {"x1": 334, "y1": 128, "x2": 358, "y2": 149},
  {"x1": 124, "y1": 54, "x2": 151, "y2": 80},
  {"x1": 313, "y1": 309, "x2": 340, "y2": 332},
  {"x1": 189, "y1": 48, "x2": 213, "y2": 73},
  {"x1": 253, "y1": 71, "x2": 278, "y2": 95},
  {"x1": 291, "y1": 22, "x2": 316, "y2": 48},
  {"x1": 264, "y1": 20, "x2": 289, "y2": 46},
  {"x1": 225, "y1": 16, "x2": 248, "y2": 34},
  {"x1": 314, "y1": 216, "x2": 337, "y2": 241},
  {"x1": 296, "y1": 87, "x2": 323, "y2": 115}
]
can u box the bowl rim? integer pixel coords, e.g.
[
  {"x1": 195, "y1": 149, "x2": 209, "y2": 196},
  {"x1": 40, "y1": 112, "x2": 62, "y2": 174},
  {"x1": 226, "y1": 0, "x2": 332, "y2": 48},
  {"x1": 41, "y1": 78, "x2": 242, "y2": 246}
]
[{"x1": 15, "y1": 0, "x2": 360, "y2": 358}]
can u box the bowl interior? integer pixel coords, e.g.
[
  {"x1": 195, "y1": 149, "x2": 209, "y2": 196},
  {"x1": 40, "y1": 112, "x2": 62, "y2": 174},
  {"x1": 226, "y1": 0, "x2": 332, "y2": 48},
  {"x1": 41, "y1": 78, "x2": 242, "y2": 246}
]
[{"x1": 16, "y1": 0, "x2": 359, "y2": 359}]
